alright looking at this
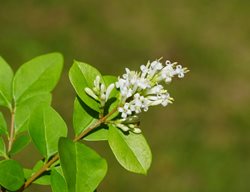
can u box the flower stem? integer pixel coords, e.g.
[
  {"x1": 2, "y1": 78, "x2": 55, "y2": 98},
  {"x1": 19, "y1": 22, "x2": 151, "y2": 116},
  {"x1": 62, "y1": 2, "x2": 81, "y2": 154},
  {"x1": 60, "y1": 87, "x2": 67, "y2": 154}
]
[
  {"x1": 19, "y1": 107, "x2": 117, "y2": 191},
  {"x1": 73, "y1": 107, "x2": 117, "y2": 142}
]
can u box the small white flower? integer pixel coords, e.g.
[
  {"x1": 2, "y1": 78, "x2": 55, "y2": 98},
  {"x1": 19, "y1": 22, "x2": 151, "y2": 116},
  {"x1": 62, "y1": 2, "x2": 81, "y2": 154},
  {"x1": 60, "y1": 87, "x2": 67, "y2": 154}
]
[
  {"x1": 100, "y1": 84, "x2": 106, "y2": 101},
  {"x1": 116, "y1": 123, "x2": 130, "y2": 132},
  {"x1": 113, "y1": 115, "x2": 141, "y2": 133},
  {"x1": 140, "y1": 64, "x2": 148, "y2": 74},
  {"x1": 132, "y1": 128, "x2": 142, "y2": 134},
  {"x1": 175, "y1": 65, "x2": 185, "y2": 78},
  {"x1": 144, "y1": 84, "x2": 163, "y2": 95},
  {"x1": 159, "y1": 93, "x2": 172, "y2": 106},
  {"x1": 118, "y1": 103, "x2": 133, "y2": 119},
  {"x1": 85, "y1": 76, "x2": 115, "y2": 107},
  {"x1": 137, "y1": 77, "x2": 150, "y2": 90},
  {"x1": 85, "y1": 87, "x2": 99, "y2": 100},
  {"x1": 105, "y1": 83, "x2": 115, "y2": 101},
  {"x1": 93, "y1": 75, "x2": 101, "y2": 92},
  {"x1": 151, "y1": 60, "x2": 163, "y2": 70},
  {"x1": 160, "y1": 63, "x2": 176, "y2": 83}
]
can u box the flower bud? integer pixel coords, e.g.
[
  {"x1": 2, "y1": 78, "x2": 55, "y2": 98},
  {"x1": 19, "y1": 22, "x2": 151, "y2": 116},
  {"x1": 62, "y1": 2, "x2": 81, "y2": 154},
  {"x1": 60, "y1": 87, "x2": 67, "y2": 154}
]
[
  {"x1": 85, "y1": 87, "x2": 99, "y2": 100},
  {"x1": 132, "y1": 128, "x2": 142, "y2": 134}
]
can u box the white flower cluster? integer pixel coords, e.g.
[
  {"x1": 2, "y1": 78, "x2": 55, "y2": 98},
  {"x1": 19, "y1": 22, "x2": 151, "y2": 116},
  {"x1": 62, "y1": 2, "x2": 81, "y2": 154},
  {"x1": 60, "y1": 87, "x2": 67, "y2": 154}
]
[
  {"x1": 84, "y1": 59, "x2": 188, "y2": 133},
  {"x1": 116, "y1": 59, "x2": 188, "y2": 119},
  {"x1": 85, "y1": 76, "x2": 114, "y2": 107}
]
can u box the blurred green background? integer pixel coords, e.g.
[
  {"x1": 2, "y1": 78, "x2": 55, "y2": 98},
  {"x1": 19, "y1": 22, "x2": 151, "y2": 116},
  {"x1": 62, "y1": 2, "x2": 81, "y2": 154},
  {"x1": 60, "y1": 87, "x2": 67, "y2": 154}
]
[{"x1": 1, "y1": 0, "x2": 250, "y2": 191}]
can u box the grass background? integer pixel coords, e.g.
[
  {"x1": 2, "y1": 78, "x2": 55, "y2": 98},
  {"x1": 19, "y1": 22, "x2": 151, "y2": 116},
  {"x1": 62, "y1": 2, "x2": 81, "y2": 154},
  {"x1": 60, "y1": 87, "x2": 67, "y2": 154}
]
[{"x1": 1, "y1": 0, "x2": 250, "y2": 191}]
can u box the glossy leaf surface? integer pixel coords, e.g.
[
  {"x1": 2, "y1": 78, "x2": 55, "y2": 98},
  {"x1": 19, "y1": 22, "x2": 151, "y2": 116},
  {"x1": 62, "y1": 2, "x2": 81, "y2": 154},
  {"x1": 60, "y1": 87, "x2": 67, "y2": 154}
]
[
  {"x1": 0, "y1": 160, "x2": 24, "y2": 191},
  {"x1": 108, "y1": 125, "x2": 152, "y2": 174},
  {"x1": 59, "y1": 138, "x2": 107, "y2": 192},
  {"x1": 0, "y1": 57, "x2": 13, "y2": 108},
  {"x1": 29, "y1": 105, "x2": 67, "y2": 159},
  {"x1": 13, "y1": 52, "x2": 63, "y2": 104}
]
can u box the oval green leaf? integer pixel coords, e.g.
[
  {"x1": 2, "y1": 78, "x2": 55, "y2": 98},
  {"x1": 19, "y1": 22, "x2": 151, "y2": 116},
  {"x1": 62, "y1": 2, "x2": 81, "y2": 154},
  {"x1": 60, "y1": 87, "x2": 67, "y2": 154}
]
[
  {"x1": 83, "y1": 126, "x2": 109, "y2": 141},
  {"x1": 51, "y1": 167, "x2": 68, "y2": 192},
  {"x1": 108, "y1": 125, "x2": 152, "y2": 174},
  {"x1": 73, "y1": 97, "x2": 98, "y2": 136},
  {"x1": 29, "y1": 105, "x2": 67, "y2": 159},
  {"x1": 69, "y1": 61, "x2": 103, "y2": 112},
  {"x1": 73, "y1": 97, "x2": 108, "y2": 141},
  {"x1": 13, "y1": 52, "x2": 63, "y2": 104},
  {"x1": 34, "y1": 174, "x2": 51, "y2": 185},
  {"x1": 0, "y1": 159, "x2": 25, "y2": 191},
  {"x1": 23, "y1": 168, "x2": 33, "y2": 180},
  {"x1": 0, "y1": 56, "x2": 13, "y2": 108},
  {"x1": 58, "y1": 137, "x2": 107, "y2": 192}
]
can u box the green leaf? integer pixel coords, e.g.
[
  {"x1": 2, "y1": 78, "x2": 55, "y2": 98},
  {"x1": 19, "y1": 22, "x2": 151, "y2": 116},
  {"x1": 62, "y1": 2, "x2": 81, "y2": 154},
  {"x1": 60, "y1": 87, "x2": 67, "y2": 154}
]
[
  {"x1": 0, "y1": 137, "x2": 6, "y2": 158},
  {"x1": 34, "y1": 173, "x2": 51, "y2": 185},
  {"x1": 84, "y1": 126, "x2": 109, "y2": 141},
  {"x1": 0, "y1": 112, "x2": 7, "y2": 136},
  {"x1": 0, "y1": 159, "x2": 25, "y2": 191},
  {"x1": 73, "y1": 97, "x2": 98, "y2": 136},
  {"x1": 51, "y1": 167, "x2": 68, "y2": 192},
  {"x1": 69, "y1": 61, "x2": 103, "y2": 112},
  {"x1": 15, "y1": 93, "x2": 52, "y2": 133},
  {"x1": 23, "y1": 168, "x2": 33, "y2": 180},
  {"x1": 32, "y1": 160, "x2": 44, "y2": 171},
  {"x1": 73, "y1": 97, "x2": 108, "y2": 141},
  {"x1": 108, "y1": 125, "x2": 152, "y2": 174},
  {"x1": 0, "y1": 56, "x2": 13, "y2": 108},
  {"x1": 59, "y1": 137, "x2": 107, "y2": 192},
  {"x1": 13, "y1": 52, "x2": 63, "y2": 104},
  {"x1": 9, "y1": 134, "x2": 30, "y2": 155},
  {"x1": 29, "y1": 105, "x2": 67, "y2": 159}
]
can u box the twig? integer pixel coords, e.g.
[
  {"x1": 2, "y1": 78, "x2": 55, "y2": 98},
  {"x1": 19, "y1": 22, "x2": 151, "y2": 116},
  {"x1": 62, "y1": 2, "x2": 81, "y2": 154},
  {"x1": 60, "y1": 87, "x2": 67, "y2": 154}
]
[{"x1": 19, "y1": 107, "x2": 117, "y2": 191}]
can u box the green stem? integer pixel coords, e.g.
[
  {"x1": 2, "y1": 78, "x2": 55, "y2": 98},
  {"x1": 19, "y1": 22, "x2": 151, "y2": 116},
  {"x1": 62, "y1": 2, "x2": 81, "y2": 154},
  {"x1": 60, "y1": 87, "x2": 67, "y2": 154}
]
[
  {"x1": 7, "y1": 106, "x2": 16, "y2": 154},
  {"x1": 73, "y1": 107, "x2": 116, "y2": 142},
  {"x1": 19, "y1": 107, "x2": 118, "y2": 191}
]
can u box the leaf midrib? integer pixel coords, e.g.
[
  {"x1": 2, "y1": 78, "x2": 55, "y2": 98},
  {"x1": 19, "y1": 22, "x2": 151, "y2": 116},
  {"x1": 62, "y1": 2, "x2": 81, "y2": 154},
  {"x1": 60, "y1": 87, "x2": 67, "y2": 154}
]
[{"x1": 43, "y1": 109, "x2": 49, "y2": 158}]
